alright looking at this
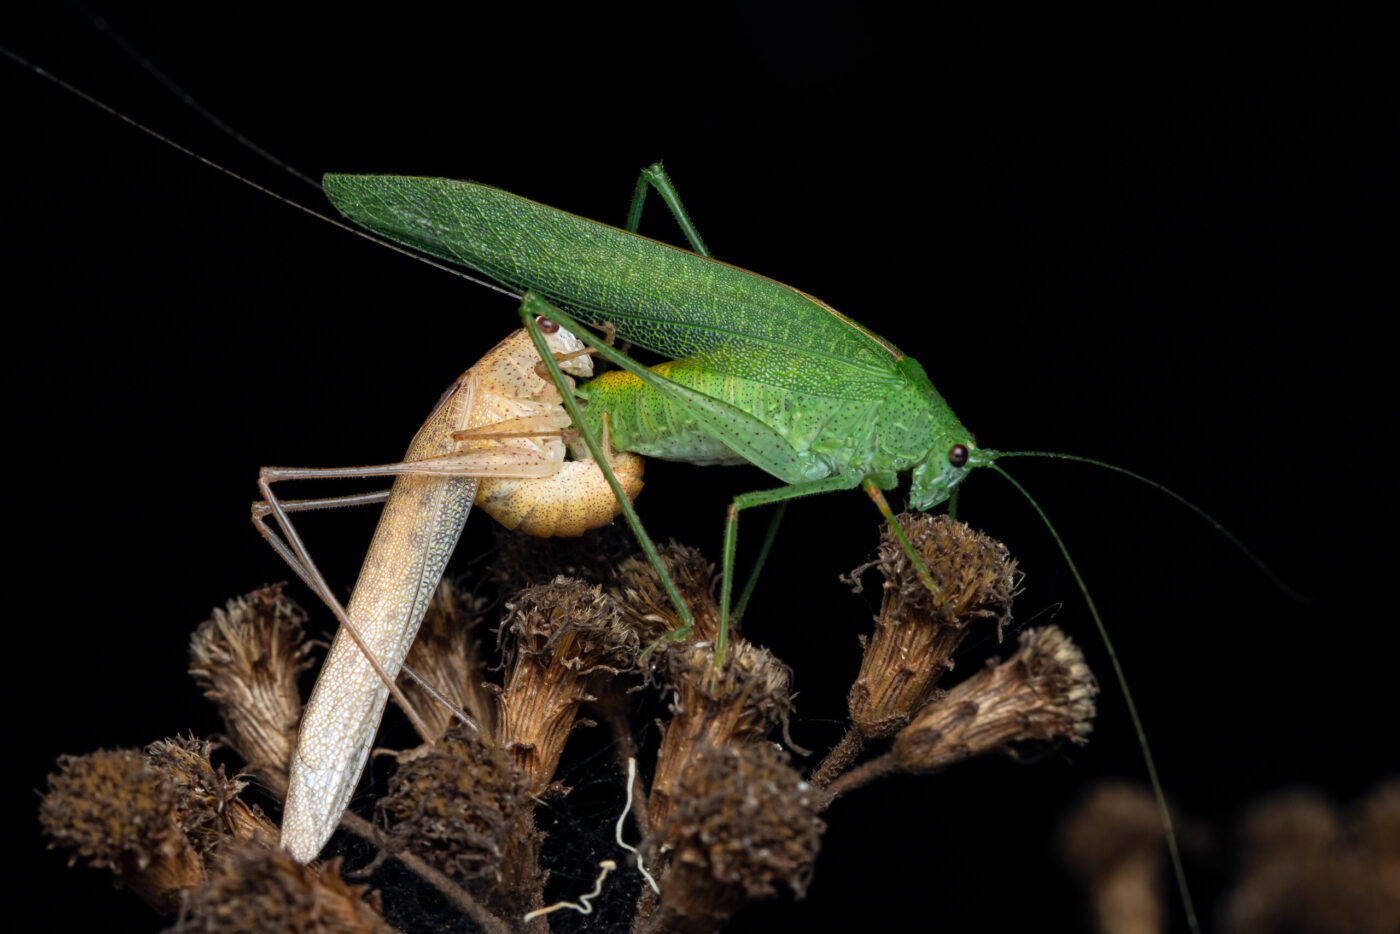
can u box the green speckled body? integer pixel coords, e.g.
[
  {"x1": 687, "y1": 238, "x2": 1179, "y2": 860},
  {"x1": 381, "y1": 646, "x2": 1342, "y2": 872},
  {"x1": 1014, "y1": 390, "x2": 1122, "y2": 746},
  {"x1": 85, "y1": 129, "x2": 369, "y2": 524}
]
[
  {"x1": 321, "y1": 175, "x2": 982, "y2": 507},
  {"x1": 579, "y1": 355, "x2": 959, "y2": 490}
]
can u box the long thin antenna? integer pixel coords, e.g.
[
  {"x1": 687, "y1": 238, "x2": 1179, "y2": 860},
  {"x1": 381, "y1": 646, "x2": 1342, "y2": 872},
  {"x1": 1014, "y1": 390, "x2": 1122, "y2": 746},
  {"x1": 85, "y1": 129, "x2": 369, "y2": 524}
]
[
  {"x1": 73, "y1": 0, "x2": 321, "y2": 190},
  {"x1": 990, "y1": 463, "x2": 1201, "y2": 934},
  {"x1": 995, "y1": 450, "x2": 1307, "y2": 604},
  {"x1": 0, "y1": 43, "x2": 520, "y2": 302}
]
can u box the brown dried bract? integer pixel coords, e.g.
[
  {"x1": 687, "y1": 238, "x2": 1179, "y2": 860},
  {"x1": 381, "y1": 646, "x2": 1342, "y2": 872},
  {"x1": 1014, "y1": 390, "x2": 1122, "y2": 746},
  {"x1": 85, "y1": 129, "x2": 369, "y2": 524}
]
[
  {"x1": 188, "y1": 584, "x2": 314, "y2": 798},
  {"x1": 495, "y1": 577, "x2": 638, "y2": 794},
  {"x1": 145, "y1": 735, "x2": 277, "y2": 854},
  {"x1": 40, "y1": 748, "x2": 203, "y2": 913},
  {"x1": 650, "y1": 743, "x2": 825, "y2": 934},
  {"x1": 649, "y1": 640, "x2": 794, "y2": 831},
  {"x1": 375, "y1": 725, "x2": 543, "y2": 916},
  {"x1": 613, "y1": 542, "x2": 723, "y2": 645},
  {"x1": 847, "y1": 514, "x2": 1020, "y2": 738},
  {"x1": 1060, "y1": 783, "x2": 1165, "y2": 934},
  {"x1": 168, "y1": 843, "x2": 392, "y2": 934},
  {"x1": 1222, "y1": 787, "x2": 1400, "y2": 934},
  {"x1": 397, "y1": 578, "x2": 495, "y2": 743},
  {"x1": 892, "y1": 625, "x2": 1097, "y2": 773}
]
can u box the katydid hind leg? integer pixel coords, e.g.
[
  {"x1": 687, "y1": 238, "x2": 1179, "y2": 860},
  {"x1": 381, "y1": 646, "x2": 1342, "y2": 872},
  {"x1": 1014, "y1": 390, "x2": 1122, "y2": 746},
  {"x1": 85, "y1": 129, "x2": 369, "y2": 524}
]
[
  {"x1": 257, "y1": 471, "x2": 438, "y2": 743},
  {"x1": 255, "y1": 445, "x2": 564, "y2": 738},
  {"x1": 625, "y1": 162, "x2": 712, "y2": 257}
]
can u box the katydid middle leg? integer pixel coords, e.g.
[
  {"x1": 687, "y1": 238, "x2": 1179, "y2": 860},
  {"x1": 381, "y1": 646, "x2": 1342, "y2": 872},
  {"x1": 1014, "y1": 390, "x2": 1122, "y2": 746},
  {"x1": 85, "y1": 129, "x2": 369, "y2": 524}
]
[
  {"x1": 625, "y1": 162, "x2": 711, "y2": 257},
  {"x1": 625, "y1": 164, "x2": 794, "y2": 626},
  {"x1": 716, "y1": 475, "x2": 864, "y2": 656}
]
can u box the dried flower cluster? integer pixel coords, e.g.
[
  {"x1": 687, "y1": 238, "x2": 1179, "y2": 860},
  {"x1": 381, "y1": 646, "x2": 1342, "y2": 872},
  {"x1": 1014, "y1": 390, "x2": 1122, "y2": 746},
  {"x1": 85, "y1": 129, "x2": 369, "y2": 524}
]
[
  {"x1": 188, "y1": 584, "x2": 314, "y2": 797},
  {"x1": 649, "y1": 743, "x2": 825, "y2": 934},
  {"x1": 848, "y1": 513, "x2": 1020, "y2": 738},
  {"x1": 43, "y1": 515, "x2": 1114, "y2": 932},
  {"x1": 170, "y1": 845, "x2": 392, "y2": 934},
  {"x1": 1220, "y1": 782, "x2": 1400, "y2": 934},
  {"x1": 1060, "y1": 783, "x2": 1166, "y2": 934},
  {"x1": 376, "y1": 726, "x2": 543, "y2": 917},
  {"x1": 496, "y1": 577, "x2": 639, "y2": 793},
  {"x1": 648, "y1": 641, "x2": 794, "y2": 831},
  {"x1": 397, "y1": 578, "x2": 494, "y2": 743},
  {"x1": 890, "y1": 624, "x2": 1097, "y2": 772}
]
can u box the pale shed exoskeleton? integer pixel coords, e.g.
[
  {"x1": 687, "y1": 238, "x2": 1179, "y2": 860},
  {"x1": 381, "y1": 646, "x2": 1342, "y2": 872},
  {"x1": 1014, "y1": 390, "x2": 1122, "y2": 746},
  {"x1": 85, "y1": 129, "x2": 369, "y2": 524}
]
[{"x1": 253, "y1": 320, "x2": 643, "y2": 863}]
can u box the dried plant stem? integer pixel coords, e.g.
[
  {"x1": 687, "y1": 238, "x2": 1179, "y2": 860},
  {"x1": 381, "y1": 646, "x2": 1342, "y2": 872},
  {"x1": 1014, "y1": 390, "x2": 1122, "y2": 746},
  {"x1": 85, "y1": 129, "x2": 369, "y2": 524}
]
[
  {"x1": 824, "y1": 752, "x2": 897, "y2": 802},
  {"x1": 809, "y1": 727, "x2": 865, "y2": 789},
  {"x1": 337, "y1": 811, "x2": 512, "y2": 934}
]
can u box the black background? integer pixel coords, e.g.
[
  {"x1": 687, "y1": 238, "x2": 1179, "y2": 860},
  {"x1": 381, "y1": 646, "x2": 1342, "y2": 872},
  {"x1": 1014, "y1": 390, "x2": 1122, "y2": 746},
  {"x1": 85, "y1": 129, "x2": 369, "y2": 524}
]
[{"x1": 4, "y1": 5, "x2": 1395, "y2": 932}]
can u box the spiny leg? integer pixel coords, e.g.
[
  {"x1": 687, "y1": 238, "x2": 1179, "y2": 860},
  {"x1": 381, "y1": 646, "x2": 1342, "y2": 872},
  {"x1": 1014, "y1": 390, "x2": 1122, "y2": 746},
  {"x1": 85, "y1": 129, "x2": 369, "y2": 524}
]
[
  {"x1": 255, "y1": 446, "x2": 563, "y2": 740},
  {"x1": 625, "y1": 162, "x2": 711, "y2": 257},
  {"x1": 258, "y1": 469, "x2": 437, "y2": 742},
  {"x1": 252, "y1": 491, "x2": 485, "y2": 732},
  {"x1": 718, "y1": 475, "x2": 863, "y2": 660},
  {"x1": 519, "y1": 294, "x2": 697, "y2": 638}
]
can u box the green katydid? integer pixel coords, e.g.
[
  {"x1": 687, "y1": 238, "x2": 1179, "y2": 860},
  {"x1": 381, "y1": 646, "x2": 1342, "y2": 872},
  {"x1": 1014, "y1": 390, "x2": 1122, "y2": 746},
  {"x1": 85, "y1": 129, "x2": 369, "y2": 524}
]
[{"x1": 318, "y1": 165, "x2": 1298, "y2": 932}]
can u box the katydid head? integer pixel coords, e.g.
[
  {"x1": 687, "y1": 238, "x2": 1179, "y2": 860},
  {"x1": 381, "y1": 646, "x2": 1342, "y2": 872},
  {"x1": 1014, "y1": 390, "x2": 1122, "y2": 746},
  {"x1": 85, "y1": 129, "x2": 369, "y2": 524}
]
[
  {"x1": 908, "y1": 438, "x2": 995, "y2": 511},
  {"x1": 536, "y1": 316, "x2": 594, "y2": 378}
]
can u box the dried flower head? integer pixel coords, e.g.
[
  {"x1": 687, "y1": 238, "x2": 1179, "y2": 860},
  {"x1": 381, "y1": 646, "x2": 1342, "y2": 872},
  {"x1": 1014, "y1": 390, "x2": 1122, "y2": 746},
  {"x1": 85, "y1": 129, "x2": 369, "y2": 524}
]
[
  {"x1": 847, "y1": 514, "x2": 1020, "y2": 738},
  {"x1": 39, "y1": 748, "x2": 202, "y2": 913},
  {"x1": 189, "y1": 584, "x2": 314, "y2": 797},
  {"x1": 144, "y1": 735, "x2": 277, "y2": 852},
  {"x1": 1363, "y1": 779, "x2": 1400, "y2": 866},
  {"x1": 1362, "y1": 780, "x2": 1400, "y2": 932},
  {"x1": 375, "y1": 725, "x2": 543, "y2": 916},
  {"x1": 496, "y1": 577, "x2": 638, "y2": 794},
  {"x1": 168, "y1": 843, "x2": 391, "y2": 934},
  {"x1": 1223, "y1": 791, "x2": 1378, "y2": 934},
  {"x1": 397, "y1": 578, "x2": 495, "y2": 743},
  {"x1": 892, "y1": 625, "x2": 1097, "y2": 773},
  {"x1": 652, "y1": 743, "x2": 826, "y2": 934},
  {"x1": 1060, "y1": 783, "x2": 1165, "y2": 934},
  {"x1": 649, "y1": 640, "x2": 794, "y2": 831},
  {"x1": 613, "y1": 541, "x2": 723, "y2": 645}
]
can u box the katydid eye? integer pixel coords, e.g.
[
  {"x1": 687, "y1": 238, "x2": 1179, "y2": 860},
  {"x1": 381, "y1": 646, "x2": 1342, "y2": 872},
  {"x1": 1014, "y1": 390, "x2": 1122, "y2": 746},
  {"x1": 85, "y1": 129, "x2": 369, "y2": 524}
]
[
  {"x1": 948, "y1": 444, "x2": 969, "y2": 468},
  {"x1": 536, "y1": 316, "x2": 560, "y2": 334}
]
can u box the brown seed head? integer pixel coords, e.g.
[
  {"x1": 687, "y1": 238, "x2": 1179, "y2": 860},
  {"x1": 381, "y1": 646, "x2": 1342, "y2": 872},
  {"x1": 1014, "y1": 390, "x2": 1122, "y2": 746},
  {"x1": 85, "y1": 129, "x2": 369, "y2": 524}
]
[
  {"x1": 168, "y1": 843, "x2": 392, "y2": 934},
  {"x1": 1363, "y1": 779, "x2": 1400, "y2": 866},
  {"x1": 613, "y1": 542, "x2": 723, "y2": 645},
  {"x1": 144, "y1": 735, "x2": 277, "y2": 853},
  {"x1": 397, "y1": 578, "x2": 495, "y2": 743},
  {"x1": 1224, "y1": 790, "x2": 1381, "y2": 934},
  {"x1": 848, "y1": 514, "x2": 1020, "y2": 737},
  {"x1": 376, "y1": 725, "x2": 542, "y2": 915},
  {"x1": 496, "y1": 577, "x2": 638, "y2": 794},
  {"x1": 188, "y1": 584, "x2": 314, "y2": 798},
  {"x1": 892, "y1": 625, "x2": 1097, "y2": 773},
  {"x1": 1060, "y1": 783, "x2": 1165, "y2": 934},
  {"x1": 648, "y1": 640, "x2": 794, "y2": 831},
  {"x1": 39, "y1": 748, "x2": 202, "y2": 913},
  {"x1": 652, "y1": 743, "x2": 826, "y2": 933}
]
